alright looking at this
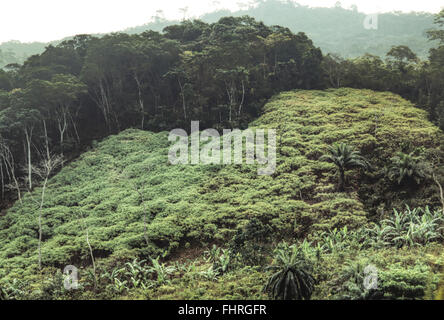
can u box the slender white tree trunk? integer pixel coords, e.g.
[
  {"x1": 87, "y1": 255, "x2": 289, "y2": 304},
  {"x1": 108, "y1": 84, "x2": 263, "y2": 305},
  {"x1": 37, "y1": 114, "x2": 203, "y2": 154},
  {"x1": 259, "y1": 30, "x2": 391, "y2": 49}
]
[
  {"x1": 38, "y1": 177, "x2": 48, "y2": 270},
  {"x1": 178, "y1": 78, "x2": 187, "y2": 120},
  {"x1": 0, "y1": 143, "x2": 22, "y2": 205},
  {"x1": 57, "y1": 109, "x2": 68, "y2": 163},
  {"x1": 433, "y1": 173, "x2": 444, "y2": 214},
  {"x1": 68, "y1": 109, "x2": 81, "y2": 145},
  {"x1": 238, "y1": 80, "x2": 245, "y2": 116},
  {"x1": 24, "y1": 127, "x2": 33, "y2": 190},
  {"x1": 82, "y1": 217, "x2": 97, "y2": 290},
  {"x1": 134, "y1": 74, "x2": 145, "y2": 130}
]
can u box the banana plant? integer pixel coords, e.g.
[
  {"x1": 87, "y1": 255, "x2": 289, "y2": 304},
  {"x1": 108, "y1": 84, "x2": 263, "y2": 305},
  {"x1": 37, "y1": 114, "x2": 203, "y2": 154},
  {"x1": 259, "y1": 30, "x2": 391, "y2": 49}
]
[{"x1": 148, "y1": 257, "x2": 176, "y2": 286}]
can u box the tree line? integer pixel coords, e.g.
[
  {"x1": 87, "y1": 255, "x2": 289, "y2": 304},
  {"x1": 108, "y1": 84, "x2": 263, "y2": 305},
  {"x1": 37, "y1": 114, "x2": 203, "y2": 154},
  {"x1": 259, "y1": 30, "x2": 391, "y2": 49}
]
[
  {"x1": 322, "y1": 10, "x2": 444, "y2": 129},
  {"x1": 0, "y1": 12, "x2": 443, "y2": 206}
]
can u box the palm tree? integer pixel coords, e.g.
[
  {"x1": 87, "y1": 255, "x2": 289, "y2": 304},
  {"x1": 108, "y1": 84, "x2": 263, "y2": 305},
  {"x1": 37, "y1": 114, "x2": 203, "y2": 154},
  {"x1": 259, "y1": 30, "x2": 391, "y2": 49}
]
[
  {"x1": 264, "y1": 243, "x2": 315, "y2": 300},
  {"x1": 386, "y1": 152, "x2": 427, "y2": 185},
  {"x1": 320, "y1": 143, "x2": 370, "y2": 191}
]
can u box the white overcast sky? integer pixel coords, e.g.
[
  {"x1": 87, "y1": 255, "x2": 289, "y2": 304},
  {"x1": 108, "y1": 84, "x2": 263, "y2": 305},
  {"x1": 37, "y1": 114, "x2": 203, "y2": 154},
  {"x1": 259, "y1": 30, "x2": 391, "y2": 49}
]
[{"x1": 1, "y1": 0, "x2": 443, "y2": 43}]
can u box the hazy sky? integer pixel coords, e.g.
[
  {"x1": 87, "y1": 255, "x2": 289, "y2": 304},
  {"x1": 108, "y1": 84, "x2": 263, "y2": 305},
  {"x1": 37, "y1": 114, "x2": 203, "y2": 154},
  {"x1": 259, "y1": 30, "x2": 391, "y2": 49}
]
[{"x1": 1, "y1": 0, "x2": 443, "y2": 43}]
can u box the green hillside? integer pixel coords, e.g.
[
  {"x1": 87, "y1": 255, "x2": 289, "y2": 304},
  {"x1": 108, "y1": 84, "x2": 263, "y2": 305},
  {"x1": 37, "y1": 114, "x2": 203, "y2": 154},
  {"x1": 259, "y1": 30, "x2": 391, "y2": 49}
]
[{"x1": 0, "y1": 88, "x2": 443, "y2": 300}]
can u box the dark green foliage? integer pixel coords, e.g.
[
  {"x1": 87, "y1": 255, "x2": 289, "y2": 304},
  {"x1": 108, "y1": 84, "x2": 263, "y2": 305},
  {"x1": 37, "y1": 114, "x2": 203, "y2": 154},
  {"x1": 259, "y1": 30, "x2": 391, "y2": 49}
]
[
  {"x1": 0, "y1": 16, "x2": 325, "y2": 203},
  {"x1": 386, "y1": 152, "x2": 428, "y2": 185},
  {"x1": 331, "y1": 260, "x2": 438, "y2": 300},
  {"x1": 229, "y1": 218, "x2": 272, "y2": 266},
  {"x1": 128, "y1": 1, "x2": 437, "y2": 59},
  {"x1": 320, "y1": 143, "x2": 371, "y2": 191},
  {"x1": 0, "y1": 5, "x2": 443, "y2": 301},
  {"x1": 379, "y1": 264, "x2": 437, "y2": 300},
  {"x1": 0, "y1": 279, "x2": 28, "y2": 300},
  {"x1": 204, "y1": 245, "x2": 233, "y2": 276},
  {"x1": 264, "y1": 242, "x2": 315, "y2": 300},
  {"x1": 332, "y1": 261, "x2": 382, "y2": 300}
]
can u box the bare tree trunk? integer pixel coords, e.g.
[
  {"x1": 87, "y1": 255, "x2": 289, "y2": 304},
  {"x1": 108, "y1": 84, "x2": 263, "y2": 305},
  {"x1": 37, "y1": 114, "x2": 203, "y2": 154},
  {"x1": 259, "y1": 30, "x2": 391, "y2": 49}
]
[
  {"x1": 38, "y1": 176, "x2": 48, "y2": 270},
  {"x1": 90, "y1": 79, "x2": 113, "y2": 132},
  {"x1": 225, "y1": 80, "x2": 235, "y2": 123},
  {"x1": 178, "y1": 78, "x2": 187, "y2": 120},
  {"x1": 33, "y1": 154, "x2": 63, "y2": 270},
  {"x1": 433, "y1": 173, "x2": 444, "y2": 214},
  {"x1": 0, "y1": 144, "x2": 22, "y2": 205},
  {"x1": 56, "y1": 108, "x2": 68, "y2": 163},
  {"x1": 0, "y1": 163, "x2": 4, "y2": 200},
  {"x1": 68, "y1": 110, "x2": 81, "y2": 146},
  {"x1": 238, "y1": 80, "x2": 245, "y2": 117},
  {"x1": 134, "y1": 74, "x2": 145, "y2": 130},
  {"x1": 226, "y1": 86, "x2": 231, "y2": 122},
  {"x1": 24, "y1": 127, "x2": 33, "y2": 190},
  {"x1": 43, "y1": 120, "x2": 50, "y2": 161},
  {"x1": 112, "y1": 110, "x2": 121, "y2": 133},
  {"x1": 81, "y1": 216, "x2": 97, "y2": 290},
  {"x1": 100, "y1": 81, "x2": 112, "y2": 130}
]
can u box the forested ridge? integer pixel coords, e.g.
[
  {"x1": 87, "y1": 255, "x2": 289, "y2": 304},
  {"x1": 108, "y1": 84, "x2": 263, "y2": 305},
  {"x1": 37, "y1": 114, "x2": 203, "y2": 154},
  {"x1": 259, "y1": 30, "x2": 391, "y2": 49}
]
[
  {"x1": 0, "y1": 41, "x2": 48, "y2": 68},
  {"x1": 0, "y1": 6, "x2": 443, "y2": 300},
  {"x1": 127, "y1": 0, "x2": 438, "y2": 58},
  {"x1": 0, "y1": 0, "x2": 438, "y2": 66}
]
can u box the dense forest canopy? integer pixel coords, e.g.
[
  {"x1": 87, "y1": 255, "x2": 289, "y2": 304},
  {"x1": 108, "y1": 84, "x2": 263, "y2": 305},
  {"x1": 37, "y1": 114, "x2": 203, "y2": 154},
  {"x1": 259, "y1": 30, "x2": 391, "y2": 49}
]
[
  {"x1": 127, "y1": 0, "x2": 438, "y2": 58},
  {"x1": 0, "y1": 0, "x2": 438, "y2": 68},
  {"x1": 0, "y1": 41, "x2": 49, "y2": 67},
  {"x1": 0, "y1": 16, "x2": 328, "y2": 205},
  {"x1": 0, "y1": 10, "x2": 443, "y2": 202}
]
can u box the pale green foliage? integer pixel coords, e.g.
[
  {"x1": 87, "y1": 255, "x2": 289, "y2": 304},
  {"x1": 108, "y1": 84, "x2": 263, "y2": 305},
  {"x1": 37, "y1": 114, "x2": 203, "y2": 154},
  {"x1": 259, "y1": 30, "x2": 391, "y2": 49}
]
[
  {"x1": 0, "y1": 89, "x2": 442, "y2": 299},
  {"x1": 204, "y1": 245, "x2": 232, "y2": 276},
  {"x1": 369, "y1": 206, "x2": 444, "y2": 247},
  {"x1": 148, "y1": 257, "x2": 176, "y2": 286},
  {"x1": 320, "y1": 226, "x2": 353, "y2": 253}
]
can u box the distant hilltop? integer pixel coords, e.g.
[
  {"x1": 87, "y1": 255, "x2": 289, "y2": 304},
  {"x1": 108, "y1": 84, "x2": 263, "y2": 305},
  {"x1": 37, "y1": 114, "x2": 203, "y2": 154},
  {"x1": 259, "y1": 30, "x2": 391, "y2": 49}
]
[{"x1": 0, "y1": 0, "x2": 438, "y2": 67}]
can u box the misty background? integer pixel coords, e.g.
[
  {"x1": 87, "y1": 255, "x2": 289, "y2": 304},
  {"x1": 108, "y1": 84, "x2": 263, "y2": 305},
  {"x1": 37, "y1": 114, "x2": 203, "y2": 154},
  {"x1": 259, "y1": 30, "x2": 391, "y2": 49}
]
[{"x1": 0, "y1": 0, "x2": 442, "y2": 67}]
